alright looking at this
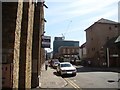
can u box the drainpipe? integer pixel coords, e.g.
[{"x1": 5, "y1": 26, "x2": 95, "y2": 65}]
[{"x1": 107, "y1": 48, "x2": 110, "y2": 67}]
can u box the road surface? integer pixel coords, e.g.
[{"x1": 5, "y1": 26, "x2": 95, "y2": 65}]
[{"x1": 62, "y1": 66, "x2": 119, "y2": 90}]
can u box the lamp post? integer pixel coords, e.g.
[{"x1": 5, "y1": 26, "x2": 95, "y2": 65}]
[{"x1": 107, "y1": 48, "x2": 110, "y2": 68}]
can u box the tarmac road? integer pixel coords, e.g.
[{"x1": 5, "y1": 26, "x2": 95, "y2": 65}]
[{"x1": 62, "y1": 66, "x2": 119, "y2": 90}]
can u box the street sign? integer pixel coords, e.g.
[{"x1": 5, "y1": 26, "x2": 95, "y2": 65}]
[
  {"x1": 110, "y1": 54, "x2": 119, "y2": 57},
  {"x1": 41, "y1": 36, "x2": 51, "y2": 48}
]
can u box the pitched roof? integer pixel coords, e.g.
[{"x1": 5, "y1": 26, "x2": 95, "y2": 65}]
[
  {"x1": 115, "y1": 35, "x2": 120, "y2": 43},
  {"x1": 85, "y1": 18, "x2": 118, "y2": 31},
  {"x1": 80, "y1": 42, "x2": 86, "y2": 48},
  {"x1": 97, "y1": 18, "x2": 118, "y2": 24}
]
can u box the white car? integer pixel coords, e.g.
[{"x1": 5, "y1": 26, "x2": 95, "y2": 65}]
[{"x1": 57, "y1": 62, "x2": 77, "y2": 76}]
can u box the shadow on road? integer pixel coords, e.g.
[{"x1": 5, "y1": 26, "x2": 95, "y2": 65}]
[
  {"x1": 53, "y1": 71, "x2": 61, "y2": 77},
  {"x1": 108, "y1": 78, "x2": 120, "y2": 83},
  {"x1": 76, "y1": 66, "x2": 120, "y2": 73},
  {"x1": 53, "y1": 71, "x2": 76, "y2": 78},
  {"x1": 61, "y1": 74, "x2": 76, "y2": 78}
]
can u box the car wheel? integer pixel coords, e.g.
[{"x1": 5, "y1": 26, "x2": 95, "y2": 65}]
[
  {"x1": 57, "y1": 70, "x2": 59, "y2": 74},
  {"x1": 60, "y1": 71, "x2": 62, "y2": 76}
]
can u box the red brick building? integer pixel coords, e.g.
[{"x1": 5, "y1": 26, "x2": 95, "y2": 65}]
[{"x1": 58, "y1": 46, "x2": 79, "y2": 62}]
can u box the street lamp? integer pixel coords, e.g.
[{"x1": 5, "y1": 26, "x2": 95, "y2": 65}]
[{"x1": 106, "y1": 48, "x2": 110, "y2": 68}]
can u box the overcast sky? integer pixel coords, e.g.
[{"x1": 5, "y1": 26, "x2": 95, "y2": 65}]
[{"x1": 44, "y1": 0, "x2": 119, "y2": 52}]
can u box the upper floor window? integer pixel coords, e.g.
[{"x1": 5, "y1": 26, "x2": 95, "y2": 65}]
[
  {"x1": 67, "y1": 49, "x2": 70, "y2": 54},
  {"x1": 63, "y1": 49, "x2": 65, "y2": 54},
  {"x1": 115, "y1": 25, "x2": 117, "y2": 28},
  {"x1": 109, "y1": 26, "x2": 112, "y2": 30},
  {"x1": 72, "y1": 49, "x2": 75, "y2": 53},
  {"x1": 92, "y1": 48, "x2": 95, "y2": 51}
]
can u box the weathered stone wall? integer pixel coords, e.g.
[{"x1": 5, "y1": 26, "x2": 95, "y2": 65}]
[
  {"x1": 13, "y1": 0, "x2": 23, "y2": 88},
  {"x1": 2, "y1": 2, "x2": 18, "y2": 89},
  {"x1": 18, "y1": 2, "x2": 29, "y2": 88},
  {"x1": 25, "y1": 1, "x2": 35, "y2": 88},
  {"x1": 2, "y1": 1, "x2": 45, "y2": 89},
  {"x1": 31, "y1": 2, "x2": 46, "y2": 88},
  {"x1": 2, "y1": 2, "x2": 18, "y2": 64},
  {"x1": 39, "y1": 3, "x2": 45, "y2": 76},
  {"x1": 31, "y1": 2, "x2": 41, "y2": 88}
]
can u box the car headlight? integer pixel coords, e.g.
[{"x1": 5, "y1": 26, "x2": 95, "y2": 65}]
[
  {"x1": 61, "y1": 70, "x2": 66, "y2": 72},
  {"x1": 74, "y1": 69, "x2": 77, "y2": 72}
]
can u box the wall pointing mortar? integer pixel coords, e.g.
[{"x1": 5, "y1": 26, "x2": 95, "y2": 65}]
[
  {"x1": 13, "y1": 1, "x2": 23, "y2": 89},
  {"x1": 25, "y1": 1, "x2": 34, "y2": 88}
]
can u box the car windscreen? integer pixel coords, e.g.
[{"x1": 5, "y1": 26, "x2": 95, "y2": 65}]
[
  {"x1": 54, "y1": 62, "x2": 59, "y2": 64},
  {"x1": 61, "y1": 64, "x2": 71, "y2": 67}
]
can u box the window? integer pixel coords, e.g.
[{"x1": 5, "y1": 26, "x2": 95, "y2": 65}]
[
  {"x1": 92, "y1": 48, "x2": 95, "y2": 51},
  {"x1": 67, "y1": 49, "x2": 70, "y2": 54},
  {"x1": 76, "y1": 49, "x2": 79, "y2": 53},
  {"x1": 115, "y1": 25, "x2": 117, "y2": 28},
  {"x1": 61, "y1": 64, "x2": 71, "y2": 67},
  {"x1": 72, "y1": 49, "x2": 75, "y2": 53},
  {"x1": 63, "y1": 49, "x2": 65, "y2": 54},
  {"x1": 109, "y1": 26, "x2": 111, "y2": 30}
]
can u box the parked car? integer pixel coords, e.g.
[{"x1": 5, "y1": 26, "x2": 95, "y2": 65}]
[
  {"x1": 56, "y1": 62, "x2": 77, "y2": 76},
  {"x1": 51, "y1": 59, "x2": 60, "y2": 68},
  {"x1": 52, "y1": 61, "x2": 60, "y2": 68}
]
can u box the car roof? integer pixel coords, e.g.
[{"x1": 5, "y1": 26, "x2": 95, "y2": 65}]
[
  {"x1": 53, "y1": 59, "x2": 59, "y2": 61},
  {"x1": 60, "y1": 62, "x2": 71, "y2": 64}
]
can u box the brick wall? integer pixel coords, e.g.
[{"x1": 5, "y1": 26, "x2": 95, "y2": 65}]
[
  {"x1": 86, "y1": 21, "x2": 119, "y2": 67},
  {"x1": 86, "y1": 23, "x2": 118, "y2": 59}
]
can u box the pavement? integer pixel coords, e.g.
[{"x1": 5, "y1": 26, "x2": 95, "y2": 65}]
[{"x1": 39, "y1": 64, "x2": 67, "y2": 88}]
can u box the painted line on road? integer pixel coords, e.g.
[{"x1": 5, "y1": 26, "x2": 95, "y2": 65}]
[{"x1": 64, "y1": 78, "x2": 82, "y2": 90}]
